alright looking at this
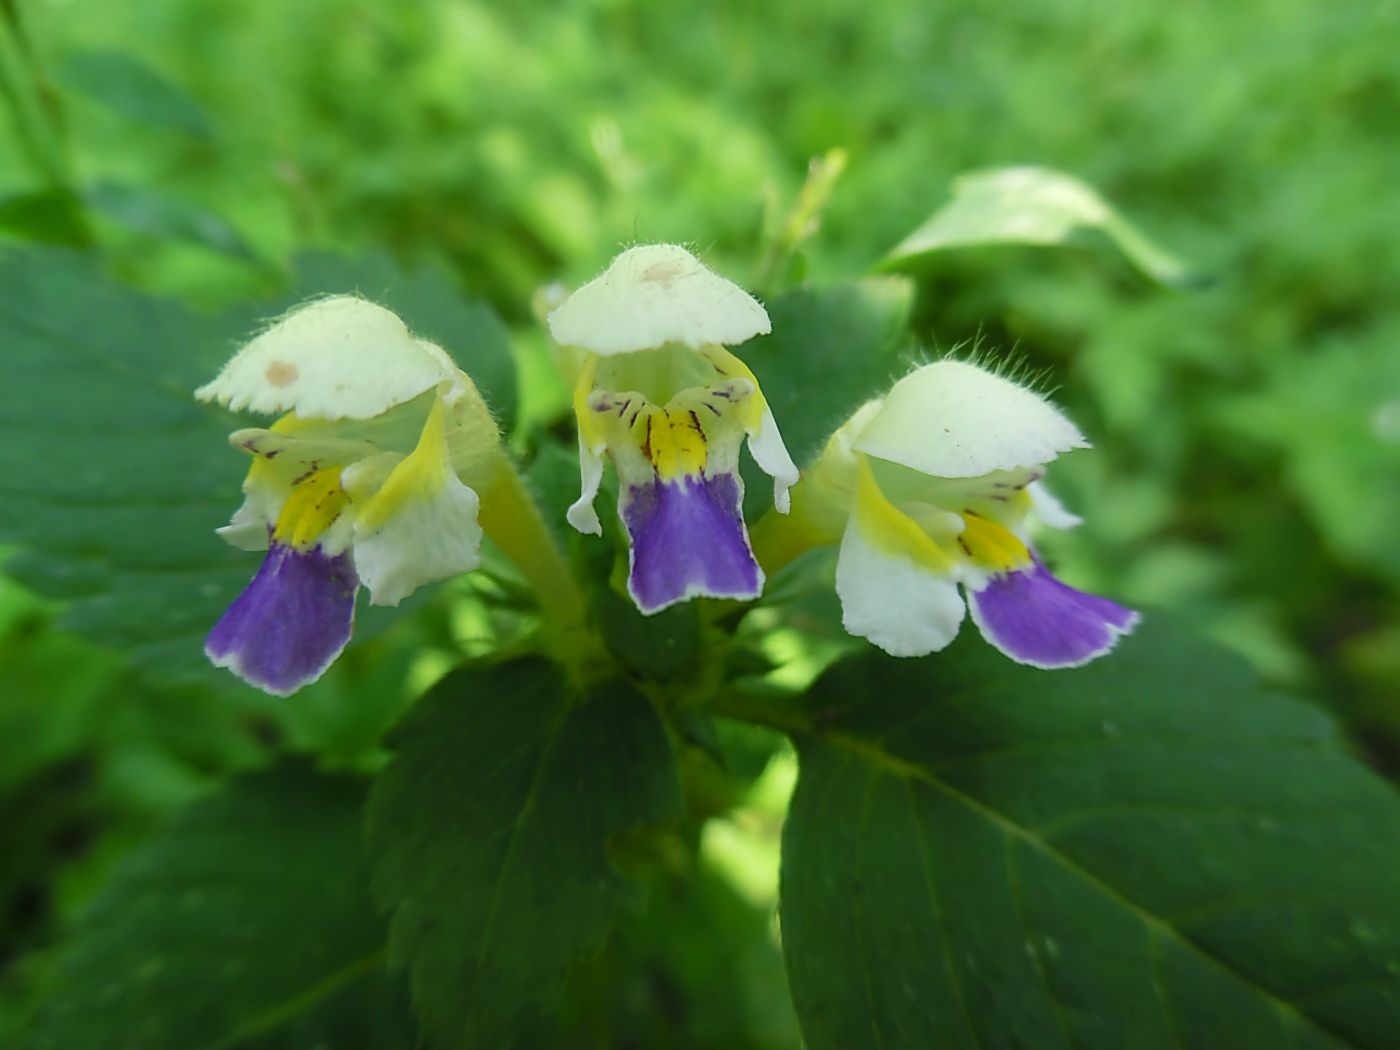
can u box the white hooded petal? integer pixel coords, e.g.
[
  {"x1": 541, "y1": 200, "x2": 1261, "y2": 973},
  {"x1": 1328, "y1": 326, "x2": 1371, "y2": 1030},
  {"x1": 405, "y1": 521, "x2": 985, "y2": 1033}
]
[
  {"x1": 349, "y1": 399, "x2": 484, "y2": 606},
  {"x1": 853, "y1": 360, "x2": 1087, "y2": 478},
  {"x1": 835, "y1": 515, "x2": 966, "y2": 658},
  {"x1": 196, "y1": 296, "x2": 458, "y2": 420},
  {"x1": 547, "y1": 244, "x2": 770, "y2": 356}
]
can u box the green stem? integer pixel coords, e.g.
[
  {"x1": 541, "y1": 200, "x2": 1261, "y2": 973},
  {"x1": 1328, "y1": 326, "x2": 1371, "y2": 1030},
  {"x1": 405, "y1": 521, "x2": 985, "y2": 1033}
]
[
  {"x1": 477, "y1": 452, "x2": 598, "y2": 675},
  {"x1": 0, "y1": 0, "x2": 78, "y2": 192}
]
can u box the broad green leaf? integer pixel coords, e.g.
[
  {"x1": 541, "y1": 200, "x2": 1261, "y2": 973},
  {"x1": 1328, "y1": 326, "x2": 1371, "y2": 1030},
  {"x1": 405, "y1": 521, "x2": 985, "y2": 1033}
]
[
  {"x1": 883, "y1": 166, "x2": 1197, "y2": 288},
  {"x1": 0, "y1": 246, "x2": 514, "y2": 683},
  {"x1": 744, "y1": 277, "x2": 915, "y2": 473},
  {"x1": 770, "y1": 621, "x2": 1400, "y2": 1049},
  {"x1": 366, "y1": 660, "x2": 682, "y2": 1048},
  {"x1": 58, "y1": 49, "x2": 213, "y2": 138},
  {"x1": 24, "y1": 761, "x2": 413, "y2": 1050}
]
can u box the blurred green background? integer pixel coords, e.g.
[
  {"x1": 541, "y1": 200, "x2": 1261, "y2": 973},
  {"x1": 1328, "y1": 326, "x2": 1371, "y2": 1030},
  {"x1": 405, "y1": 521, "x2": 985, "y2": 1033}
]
[{"x1": 3, "y1": 0, "x2": 1398, "y2": 1044}]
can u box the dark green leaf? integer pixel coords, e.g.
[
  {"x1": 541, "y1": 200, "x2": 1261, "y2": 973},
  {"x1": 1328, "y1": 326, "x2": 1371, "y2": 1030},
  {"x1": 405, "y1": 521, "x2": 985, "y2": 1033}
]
[
  {"x1": 367, "y1": 660, "x2": 682, "y2": 1048},
  {"x1": 556, "y1": 856, "x2": 800, "y2": 1050},
  {"x1": 882, "y1": 166, "x2": 1198, "y2": 288},
  {"x1": 24, "y1": 761, "x2": 412, "y2": 1050},
  {"x1": 0, "y1": 247, "x2": 512, "y2": 684},
  {"x1": 776, "y1": 621, "x2": 1400, "y2": 1049},
  {"x1": 0, "y1": 190, "x2": 92, "y2": 247},
  {"x1": 58, "y1": 49, "x2": 212, "y2": 137},
  {"x1": 594, "y1": 587, "x2": 700, "y2": 682},
  {"x1": 744, "y1": 277, "x2": 915, "y2": 474}
]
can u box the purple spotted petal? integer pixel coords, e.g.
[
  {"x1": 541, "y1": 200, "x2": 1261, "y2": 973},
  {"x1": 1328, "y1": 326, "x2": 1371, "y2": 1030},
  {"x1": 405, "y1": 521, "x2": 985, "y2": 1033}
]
[
  {"x1": 206, "y1": 542, "x2": 358, "y2": 695},
  {"x1": 622, "y1": 472, "x2": 763, "y2": 614},
  {"x1": 968, "y1": 554, "x2": 1139, "y2": 669}
]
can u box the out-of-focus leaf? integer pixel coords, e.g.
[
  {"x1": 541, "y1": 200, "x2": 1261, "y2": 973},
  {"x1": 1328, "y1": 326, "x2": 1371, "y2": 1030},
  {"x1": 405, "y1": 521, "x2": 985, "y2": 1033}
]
[
  {"x1": 0, "y1": 191, "x2": 91, "y2": 247},
  {"x1": 57, "y1": 49, "x2": 212, "y2": 138},
  {"x1": 367, "y1": 660, "x2": 682, "y2": 1049},
  {"x1": 85, "y1": 183, "x2": 258, "y2": 261},
  {"x1": 1223, "y1": 329, "x2": 1400, "y2": 585},
  {"x1": 0, "y1": 247, "x2": 513, "y2": 684},
  {"x1": 772, "y1": 621, "x2": 1400, "y2": 1049},
  {"x1": 24, "y1": 762, "x2": 414, "y2": 1050},
  {"x1": 883, "y1": 166, "x2": 1197, "y2": 288}
]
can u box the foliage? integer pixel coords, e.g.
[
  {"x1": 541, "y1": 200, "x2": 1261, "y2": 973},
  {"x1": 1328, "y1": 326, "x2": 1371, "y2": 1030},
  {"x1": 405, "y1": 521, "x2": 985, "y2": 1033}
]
[{"x1": 3, "y1": 0, "x2": 1399, "y2": 1047}]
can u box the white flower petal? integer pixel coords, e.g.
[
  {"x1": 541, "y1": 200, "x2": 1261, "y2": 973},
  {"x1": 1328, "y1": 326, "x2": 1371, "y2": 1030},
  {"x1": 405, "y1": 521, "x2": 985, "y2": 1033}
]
[
  {"x1": 547, "y1": 244, "x2": 770, "y2": 356},
  {"x1": 350, "y1": 399, "x2": 484, "y2": 606},
  {"x1": 1028, "y1": 480, "x2": 1084, "y2": 529},
  {"x1": 566, "y1": 438, "x2": 606, "y2": 535},
  {"x1": 747, "y1": 403, "x2": 799, "y2": 513},
  {"x1": 853, "y1": 360, "x2": 1087, "y2": 478},
  {"x1": 354, "y1": 475, "x2": 482, "y2": 607},
  {"x1": 835, "y1": 514, "x2": 966, "y2": 658},
  {"x1": 195, "y1": 297, "x2": 458, "y2": 420},
  {"x1": 215, "y1": 500, "x2": 272, "y2": 552}
]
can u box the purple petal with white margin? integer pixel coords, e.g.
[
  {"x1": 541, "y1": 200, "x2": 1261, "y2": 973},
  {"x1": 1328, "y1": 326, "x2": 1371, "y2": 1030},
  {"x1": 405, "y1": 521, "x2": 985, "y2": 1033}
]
[
  {"x1": 206, "y1": 542, "x2": 357, "y2": 695},
  {"x1": 623, "y1": 472, "x2": 763, "y2": 613},
  {"x1": 968, "y1": 554, "x2": 1139, "y2": 669}
]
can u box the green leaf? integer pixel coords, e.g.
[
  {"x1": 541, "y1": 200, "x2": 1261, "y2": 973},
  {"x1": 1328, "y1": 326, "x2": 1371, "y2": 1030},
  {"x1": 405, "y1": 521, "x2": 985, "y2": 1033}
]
[
  {"x1": 58, "y1": 49, "x2": 213, "y2": 138},
  {"x1": 24, "y1": 761, "x2": 412, "y2": 1050},
  {"x1": 0, "y1": 190, "x2": 92, "y2": 247},
  {"x1": 85, "y1": 183, "x2": 259, "y2": 261},
  {"x1": 771, "y1": 621, "x2": 1400, "y2": 1049},
  {"x1": 744, "y1": 277, "x2": 915, "y2": 471},
  {"x1": 366, "y1": 660, "x2": 682, "y2": 1048},
  {"x1": 882, "y1": 166, "x2": 1198, "y2": 288},
  {"x1": 0, "y1": 246, "x2": 513, "y2": 684}
]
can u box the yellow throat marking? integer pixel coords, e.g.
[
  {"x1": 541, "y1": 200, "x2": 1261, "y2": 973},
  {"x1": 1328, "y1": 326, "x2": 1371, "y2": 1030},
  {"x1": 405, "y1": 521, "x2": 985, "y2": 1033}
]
[
  {"x1": 958, "y1": 510, "x2": 1031, "y2": 572},
  {"x1": 273, "y1": 467, "x2": 349, "y2": 549}
]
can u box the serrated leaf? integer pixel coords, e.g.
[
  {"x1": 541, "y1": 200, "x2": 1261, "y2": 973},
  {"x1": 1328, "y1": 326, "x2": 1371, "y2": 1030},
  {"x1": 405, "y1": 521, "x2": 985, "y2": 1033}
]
[
  {"x1": 0, "y1": 247, "x2": 513, "y2": 684},
  {"x1": 24, "y1": 761, "x2": 412, "y2": 1050},
  {"x1": 58, "y1": 49, "x2": 213, "y2": 138},
  {"x1": 883, "y1": 166, "x2": 1197, "y2": 288},
  {"x1": 366, "y1": 660, "x2": 682, "y2": 1048},
  {"x1": 773, "y1": 621, "x2": 1400, "y2": 1049}
]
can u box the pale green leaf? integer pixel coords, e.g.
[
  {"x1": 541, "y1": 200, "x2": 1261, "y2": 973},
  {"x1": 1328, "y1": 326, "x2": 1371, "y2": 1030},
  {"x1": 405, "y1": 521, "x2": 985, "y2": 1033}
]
[{"x1": 883, "y1": 166, "x2": 1197, "y2": 288}]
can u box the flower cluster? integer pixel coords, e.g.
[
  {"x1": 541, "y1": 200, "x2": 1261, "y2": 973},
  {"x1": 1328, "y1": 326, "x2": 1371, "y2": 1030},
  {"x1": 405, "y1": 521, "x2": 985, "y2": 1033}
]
[{"x1": 196, "y1": 246, "x2": 1136, "y2": 694}]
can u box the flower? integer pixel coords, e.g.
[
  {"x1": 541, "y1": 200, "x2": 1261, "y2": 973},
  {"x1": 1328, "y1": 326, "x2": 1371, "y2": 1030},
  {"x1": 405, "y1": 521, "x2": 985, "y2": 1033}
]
[
  {"x1": 777, "y1": 360, "x2": 1138, "y2": 667},
  {"x1": 548, "y1": 244, "x2": 798, "y2": 614},
  {"x1": 195, "y1": 296, "x2": 501, "y2": 694}
]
